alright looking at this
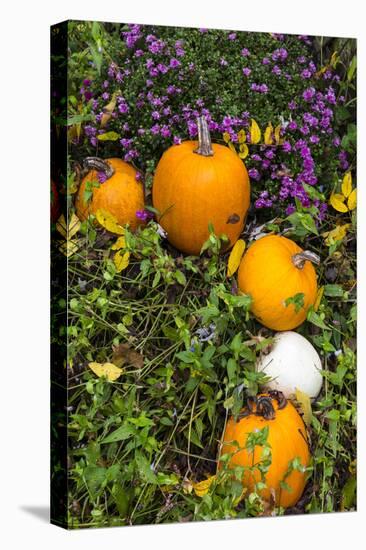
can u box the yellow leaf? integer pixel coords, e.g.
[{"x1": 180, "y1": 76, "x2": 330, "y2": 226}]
[
  {"x1": 314, "y1": 286, "x2": 324, "y2": 312},
  {"x1": 250, "y1": 119, "x2": 261, "y2": 144},
  {"x1": 228, "y1": 142, "x2": 237, "y2": 154},
  {"x1": 341, "y1": 172, "x2": 352, "y2": 198},
  {"x1": 330, "y1": 193, "x2": 348, "y2": 213},
  {"x1": 97, "y1": 131, "x2": 120, "y2": 141},
  {"x1": 114, "y1": 250, "x2": 130, "y2": 272},
  {"x1": 192, "y1": 475, "x2": 216, "y2": 497},
  {"x1": 223, "y1": 132, "x2": 230, "y2": 143},
  {"x1": 100, "y1": 91, "x2": 118, "y2": 128},
  {"x1": 56, "y1": 214, "x2": 68, "y2": 239},
  {"x1": 295, "y1": 388, "x2": 312, "y2": 427},
  {"x1": 238, "y1": 143, "x2": 249, "y2": 159},
  {"x1": 58, "y1": 239, "x2": 79, "y2": 258},
  {"x1": 347, "y1": 188, "x2": 357, "y2": 211},
  {"x1": 68, "y1": 213, "x2": 81, "y2": 239},
  {"x1": 264, "y1": 122, "x2": 273, "y2": 145},
  {"x1": 95, "y1": 208, "x2": 125, "y2": 234},
  {"x1": 88, "y1": 361, "x2": 123, "y2": 382},
  {"x1": 274, "y1": 124, "x2": 281, "y2": 145},
  {"x1": 227, "y1": 239, "x2": 246, "y2": 277},
  {"x1": 330, "y1": 51, "x2": 338, "y2": 68},
  {"x1": 111, "y1": 236, "x2": 126, "y2": 250},
  {"x1": 237, "y1": 129, "x2": 246, "y2": 144},
  {"x1": 323, "y1": 224, "x2": 350, "y2": 246}
]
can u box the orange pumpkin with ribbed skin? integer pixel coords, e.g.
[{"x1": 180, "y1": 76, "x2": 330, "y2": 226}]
[
  {"x1": 152, "y1": 117, "x2": 250, "y2": 255},
  {"x1": 220, "y1": 392, "x2": 310, "y2": 508},
  {"x1": 75, "y1": 158, "x2": 145, "y2": 231},
  {"x1": 238, "y1": 235, "x2": 318, "y2": 331}
]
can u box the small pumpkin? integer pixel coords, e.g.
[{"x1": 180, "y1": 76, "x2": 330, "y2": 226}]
[
  {"x1": 256, "y1": 331, "x2": 323, "y2": 399},
  {"x1": 152, "y1": 116, "x2": 250, "y2": 255},
  {"x1": 75, "y1": 157, "x2": 145, "y2": 231},
  {"x1": 238, "y1": 235, "x2": 319, "y2": 330},
  {"x1": 220, "y1": 392, "x2": 310, "y2": 508}
]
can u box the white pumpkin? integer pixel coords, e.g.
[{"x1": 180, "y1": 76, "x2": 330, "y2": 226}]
[{"x1": 256, "y1": 331, "x2": 323, "y2": 399}]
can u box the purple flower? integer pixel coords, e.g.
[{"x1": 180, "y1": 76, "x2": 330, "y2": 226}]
[
  {"x1": 272, "y1": 65, "x2": 281, "y2": 76},
  {"x1": 333, "y1": 136, "x2": 341, "y2": 147},
  {"x1": 136, "y1": 209, "x2": 149, "y2": 221},
  {"x1": 175, "y1": 47, "x2": 185, "y2": 57},
  {"x1": 102, "y1": 80, "x2": 109, "y2": 89},
  {"x1": 262, "y1": 57, "x2": 270, "y2": 65},
  {"x1": 146, "y1": 58, "x2": 154, "y2": 69},
  {"x1": 260, "y1": 84, "x2": 268, "y2": 93},
  {"x1": 173, "y1": 136, "x2": 182, "y2": 145},
  {"x1": 286, "y1": 204, "x2": 296, "y2": 215},
  {"x1": 288, "y1": 100, "x2": 297, "y2": 110},
  {"x1": 199, "y1": 28, "x2": 208, "y2": 33},
  {"x1": 303, "y1": 87, "x2": 316, "y2": 102},
  {"x1": 150, "y1": 124, "x2": 161, "y2": 135},
  {"x1": 118, "y1": 102, "x2": 129, "y2": 114},
  {"x1": 160, "y1": 125, "x2": 171, "y2": 138},
  {"x1": 228, "y1": 32, "x2": 237, "y2": 40},
  {"x1": 309, "y1": 135, "x2": 320, "y2": 144},
  {"x1": 83, "y1": 78, "x2": 91, "y2": 87},
  {"x1": 272, "y1": 48, "x2": 288, "y2": 62},
  {"x1": 157, "y1": 63, "x2": 168, "y2": 74},
  {"x1": 220, "y1": 58, "x2": 228, "y2": 66},
  {"x1": 301, "y1": 68, "x2": 312, "y2": 79},
  {"x1": 297, "y1": 56, "x2": 306, "y2": 64},
  {"x1": 248, "y1": 168, "x2": 260, "y2": 180},
  {"x1": 241, "y1": 48, "x2": 250, "y2": 57},
  {"x1": 282, "y1": 141, "x2": 292, "y2": 152},
  {"x1": 135, "y1": 49, "x2": 144, "y2": 57},
  {"x1": 170, "y1": 58, "x2": 181, "y2": 69},
  {"x1": 101, "y1": 92, "x2": 109, "y2": 101},
  {"x1": 242, "y1": 67, "x2": 251, "y2": 76},
  {"x1": 151, "y1": 111, "x2": 160, "y2": 120},
  {"x1": 251, "y1": 154, "x2": 262, "y2": 161}
]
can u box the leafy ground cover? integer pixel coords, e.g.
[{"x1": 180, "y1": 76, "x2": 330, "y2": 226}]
[{"x1": 52, "y1": 22, "x2": 356, "y2": 527}]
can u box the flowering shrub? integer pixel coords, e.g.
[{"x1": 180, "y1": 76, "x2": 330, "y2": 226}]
[{"x1": 68, "y1": 23, "x2": 354, "y2": 220}]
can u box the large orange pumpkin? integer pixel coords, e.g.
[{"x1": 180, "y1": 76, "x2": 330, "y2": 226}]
[
  {"x1": 238, "y1": 235, "x2": 319, "y2": 330},
  {"x1": 75, "y1": 157, "x2": 145, "y2": 231},
  {"x1": 152, "y1": 116, "x2": 250, "y2": 255},
  {"x1": 220, "y1": 391, "x2": 310, "y2": 508}
]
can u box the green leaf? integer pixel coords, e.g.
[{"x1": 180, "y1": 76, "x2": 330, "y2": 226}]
[
  {"x1": 89, "y1": 42, "x2": 102, "y2": 75},
  {"x1": 307, "y1": 307, "x2": 329, "y2": 329},
  {"x1": 324, "y1": 284, "x2": 344, "y2": 297},
  {"x1": 347, "y1": 55, "x2": 357, "y2": 81},
  {"x1": 97, "y1": 131, "x2": 120, "y2": 141},
  {"x1": 342, "y1": 476, "x2": 356, "y2": 509},
  {"x1": 68, "y1": 113, "x2": 94, "y2": 125},
  {"x1": 101, "y1": 424, "x2": 135, "y2": 444},
  {"x1": 135, "y1": 453, "x2": 157, "y2": 483}
]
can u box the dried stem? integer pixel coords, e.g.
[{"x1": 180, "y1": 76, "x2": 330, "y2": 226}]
[
  {"x1": 83, "y1": 157, "x2": 115, "y2": 179},
  {"x1": 292, "y1": 250, "x2": 320, "y2": 269},
  {"x1": 194, "y1": 116, "x2": 214, "y2": 156}
]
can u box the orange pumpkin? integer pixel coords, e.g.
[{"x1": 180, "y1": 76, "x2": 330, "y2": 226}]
[
  {"x1": 75, "y1": 157, "x2": 145, "y2": 231},
  {"x1": 220, "y1": 392, "x2": 310, "y2": 508},
  {"x1": 238, "y1": 234, "x2": 319, "y2": 330},
  {"x1": 152, "y1": 116, "x2": 250, "y2": 255}
]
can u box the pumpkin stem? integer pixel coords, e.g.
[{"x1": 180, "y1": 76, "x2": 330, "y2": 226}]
[
  {"x1": 83, "y1": 157, "x2": 115, "y2": 179},
  {"x1": 292, "y1": 250, "x2": 320, "y2": 269},
  {"x1": 194, "y1": 116, "x2": 214, "y2": 157},
  {"x1": 238, "y1": 391, "x2": 287, "y2": 421}
]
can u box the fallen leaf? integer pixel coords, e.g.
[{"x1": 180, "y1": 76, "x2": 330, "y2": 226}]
[
  {"x1": 58, "y1": 239, "x2": 80, "y2": 258},
  {"x1": 314, "y1": 286, "x2": 324, "y2": 312},
  {"x1": 95, "y1": 208, "x2": 125, "y2": 234},
  {"x1": 250, "y1": 119, "x2": 261, "y2": 144},
  {"x1": 295, "y1": 388, "x2": 312, "y2": 427},
  {"x1": 329, "y1": 193, "x2": 348, "y2": 213},
  {"x1": 264, "y1": 122, "x2": 273, "y2": 145},
  {"x1": 88, "y1": 361, "x2": 123, "y2": 381},
  {"x1": 274, "y1": 124, "x2": 282, "y2": 145},
  {"x1": 112, "y1": 343, "x2": 144, "y2": 369},
  {"x1": 322, "y1": 223, "x2": 350, "y2": 246},
  {"x1": 341, "y1": 172, "x2": 352, "y2": 198},
  {"x1": 227, "y1": 239, "x2": 246, "y2": 277},
  {"x1": 100, "y1": 91, "x2": 119, "y2": 128},
  {"x1": 114, "y1": 250, "x2": 130, "y2": 272},
  {"x1": 347, "y1": 188, "x2": 357, "y2": 211},
  {"x1": 192, "y1": 475, "x2": 216, "y2": 497},
  {"x1": 111, "y1": 236, "x2": 126, "y2": 250},
  {"x1": 237, "y1": 129, "x2": 246, "y2": 144},
  {"x1": 238, "y1": 143, "x2": 249, "y2": 159}
]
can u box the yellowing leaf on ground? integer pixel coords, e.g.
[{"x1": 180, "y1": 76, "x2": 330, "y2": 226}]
[
  {"x1": 341, "y1": 172, "x2": 352, "y2": 198},
  {"x1": 223, "y1": 132, "x2": 230, "y2": 143},
  {"x1": 192, "y1": 475, "x2": 216, "y2": 497},
  {"x1": 330, "y1": 193, "x2": 348, "y2": 213},
  {"x1": 264, "y1": 122, "x2": 273, "y2": 145},
  {"x1": 323, "y1": 224, "x2": 350, "y2": 246},
  {"x1": 88, "y1": 361, "x2": 123, "y2": 381},
  {"x1": 227, "y1": 239, "x2": 246, "y2": 277},
  {"x1": 95, "y1": 208, "x2": 125, "y2": 234},
  {"x1": 100, "y1": 91, "x2": 119, "y2": 128},
  {"x1": 112, "y1": 343, "x2": 144, "y2": 369},
  {"x1": 238, "y1": 143, "x2": 249, "y2": 159},
  {"x1": 237, "y1": 129, "x2": 246, "y2": 144},
  {"x1": 250, "y1": 119, "x2": 261, "y2": 144},
  {"x1": 314, "y1": 286, "x2": 324, "y2": 312},
  {"x1": 347, "y1": 188, "x2": 357, "y2": 211},
  {"x1": 111, "y1": 236, "x2": 126, "y2": 250},
  {"x1": 274, "y1": 124, "x2": 282, "y2": 145},
  {"x1": 295, "y1": 388, "x2": 312, "y2": 427},
  {"x1": 114, "y1": 250, "x2": 130, "y2": 272}
]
